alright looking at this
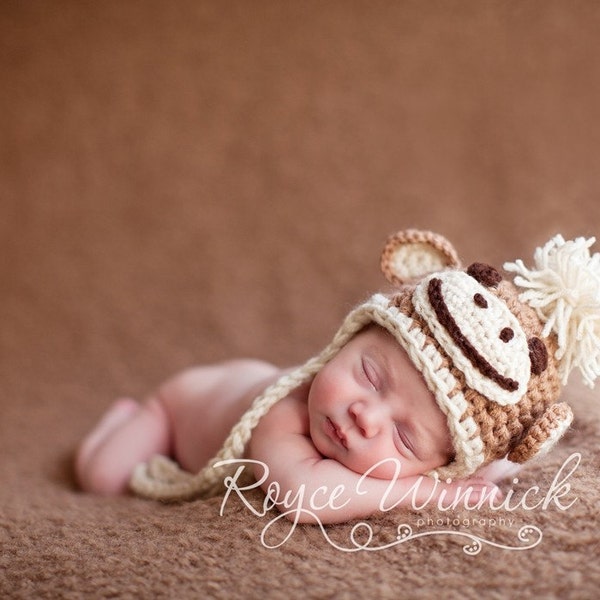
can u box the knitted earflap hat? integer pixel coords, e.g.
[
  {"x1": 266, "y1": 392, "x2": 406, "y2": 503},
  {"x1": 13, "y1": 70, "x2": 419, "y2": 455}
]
[{"x1": 131, "y1": 230, "x2": 600, "y2": 501}]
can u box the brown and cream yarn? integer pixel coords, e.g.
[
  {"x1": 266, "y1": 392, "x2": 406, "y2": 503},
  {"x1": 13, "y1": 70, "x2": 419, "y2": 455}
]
[{"x1": 131, "y1": 230, "x2": 600, "y2": 501}]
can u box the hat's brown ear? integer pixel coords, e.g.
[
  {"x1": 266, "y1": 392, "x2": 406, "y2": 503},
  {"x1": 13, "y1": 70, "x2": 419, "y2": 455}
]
[
  {"x1": 507, "y1": 403, "x2": 573, "y2": 463},
  {"x1": 380, "y1": 229, "x2": 461, "y2": 285}
]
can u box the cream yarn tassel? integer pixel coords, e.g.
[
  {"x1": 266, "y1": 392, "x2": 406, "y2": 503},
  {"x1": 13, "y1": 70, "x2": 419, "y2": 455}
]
[{"x1": 505, "y1": 235, "x2": 600, "y2": 387}]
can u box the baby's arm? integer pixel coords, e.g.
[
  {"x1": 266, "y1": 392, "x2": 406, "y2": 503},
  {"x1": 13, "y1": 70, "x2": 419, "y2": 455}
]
[{"x1": 247, "y1": 397, "x2": 499, "y2": 524}]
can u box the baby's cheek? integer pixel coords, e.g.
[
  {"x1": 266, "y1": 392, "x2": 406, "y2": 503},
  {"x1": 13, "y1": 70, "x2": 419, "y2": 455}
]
[{"x1": 310, "y1": 369, "x2": 341, "y2": 411}]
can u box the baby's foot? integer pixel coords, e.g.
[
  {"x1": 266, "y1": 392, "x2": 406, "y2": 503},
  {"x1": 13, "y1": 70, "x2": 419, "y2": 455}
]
[{"x1": 76, "y1": 398, "x2": 140, "y2": 475}]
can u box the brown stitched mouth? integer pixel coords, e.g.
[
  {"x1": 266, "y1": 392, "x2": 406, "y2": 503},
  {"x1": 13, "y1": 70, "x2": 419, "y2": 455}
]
[{"x1": 427, "y1": 277, "x2": 519, "y2": 393}]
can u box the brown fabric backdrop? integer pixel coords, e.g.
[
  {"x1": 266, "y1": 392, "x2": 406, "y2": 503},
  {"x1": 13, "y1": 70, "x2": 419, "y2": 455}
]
[{"x1": 1, "y1": 2, "x2": 599, "y2": 598}]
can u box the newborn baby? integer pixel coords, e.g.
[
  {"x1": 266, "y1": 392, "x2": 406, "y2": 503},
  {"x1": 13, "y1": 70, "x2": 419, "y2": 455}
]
[{"x1": 76, "y1": 230, "x2": 599, "y2": 524}]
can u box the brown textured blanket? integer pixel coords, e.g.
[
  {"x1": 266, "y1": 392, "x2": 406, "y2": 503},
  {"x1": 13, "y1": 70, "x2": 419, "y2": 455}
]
[{"x1": 1, "y1": 2, "x2": 599, "y2": 598}]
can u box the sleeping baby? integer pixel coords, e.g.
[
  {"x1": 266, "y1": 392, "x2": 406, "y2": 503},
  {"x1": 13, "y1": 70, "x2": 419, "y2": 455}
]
[{"x1": 76, "y1": 229, "x2": 599, "y2": 524}]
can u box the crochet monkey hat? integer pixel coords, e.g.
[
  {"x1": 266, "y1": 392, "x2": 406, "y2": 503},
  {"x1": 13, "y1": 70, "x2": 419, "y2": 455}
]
[{"x1": 131, "y1": 230, "x2": 600, "y2": 501}]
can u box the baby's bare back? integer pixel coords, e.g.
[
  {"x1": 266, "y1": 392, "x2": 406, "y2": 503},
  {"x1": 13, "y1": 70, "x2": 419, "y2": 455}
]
[{"x1": 157, "y1": 359, "x2": 282, "y2": 473}]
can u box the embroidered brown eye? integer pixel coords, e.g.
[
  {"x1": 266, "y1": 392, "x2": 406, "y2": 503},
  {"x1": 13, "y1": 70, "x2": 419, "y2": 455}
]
[
  {"x1": 467, "y1": 263, "x2": 502, "y2": 288},
  {"x1": 528, "y1": 337, "x2": 548, "y2": 375},
  {"x1": 474, "y1": 293, "x2": 488, "y2": 308},
  {"x1": 500, "y1": 327, "x2": 514, "y2": 342}
]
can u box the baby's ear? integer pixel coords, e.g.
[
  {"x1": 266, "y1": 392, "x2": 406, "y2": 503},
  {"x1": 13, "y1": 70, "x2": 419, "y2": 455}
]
[
  {"x1": 507, "y1": 403, "x2": 574, "y2": 464},
  {"x1": 380, "y1": 229, "x2": 461, "y2": 285}
]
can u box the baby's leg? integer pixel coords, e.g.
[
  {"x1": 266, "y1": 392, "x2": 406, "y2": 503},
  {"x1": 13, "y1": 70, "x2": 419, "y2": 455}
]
[
  {"x1": 158, "y1": 360, "x2": 281, "y2": 473},
  {"x1": 75, "y1": 396, "x2": 170, "y2": 495}
]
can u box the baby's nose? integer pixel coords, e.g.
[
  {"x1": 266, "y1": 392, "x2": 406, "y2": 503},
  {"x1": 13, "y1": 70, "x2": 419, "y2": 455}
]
[{"x1": 349, "y1": 400, "x2": 385, "y2": 438}]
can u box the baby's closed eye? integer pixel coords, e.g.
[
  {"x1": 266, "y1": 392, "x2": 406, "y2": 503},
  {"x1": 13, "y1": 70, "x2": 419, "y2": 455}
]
[
  {"x1": 394, "y1": 424, "x2": 417, "y2": 457},
  {"x1": 361, "y1": 357, "x2": 381, "y2": 391}
]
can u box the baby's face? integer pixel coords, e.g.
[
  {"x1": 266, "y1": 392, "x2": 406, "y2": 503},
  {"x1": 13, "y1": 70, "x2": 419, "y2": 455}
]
[{"x1": 307, "y1": 325, "x2": 453, "y2": 479}]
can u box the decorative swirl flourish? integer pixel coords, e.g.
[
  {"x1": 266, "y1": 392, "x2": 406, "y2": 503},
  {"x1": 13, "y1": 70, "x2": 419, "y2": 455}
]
[
  {"x1": 260, "y1": 512, "x2": 543, "y2": 555},
  {"x1": 333, "y1": 523, "x2": 541, "y2": 555}
]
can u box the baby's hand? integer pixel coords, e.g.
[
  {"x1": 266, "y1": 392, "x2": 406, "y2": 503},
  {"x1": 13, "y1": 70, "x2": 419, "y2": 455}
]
[
  {"x1": 461, "y1": 478, "x2": 503, "y2": 507},
  {"x1": 403, "y1": 475, "x2": 503, "y2": 511},
  {"x1": 474, "y1": 458, "x2": 521, "y2": 483},
  {"x1": 435, "y1": 477, "x2": 503, "y2": 509}
]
